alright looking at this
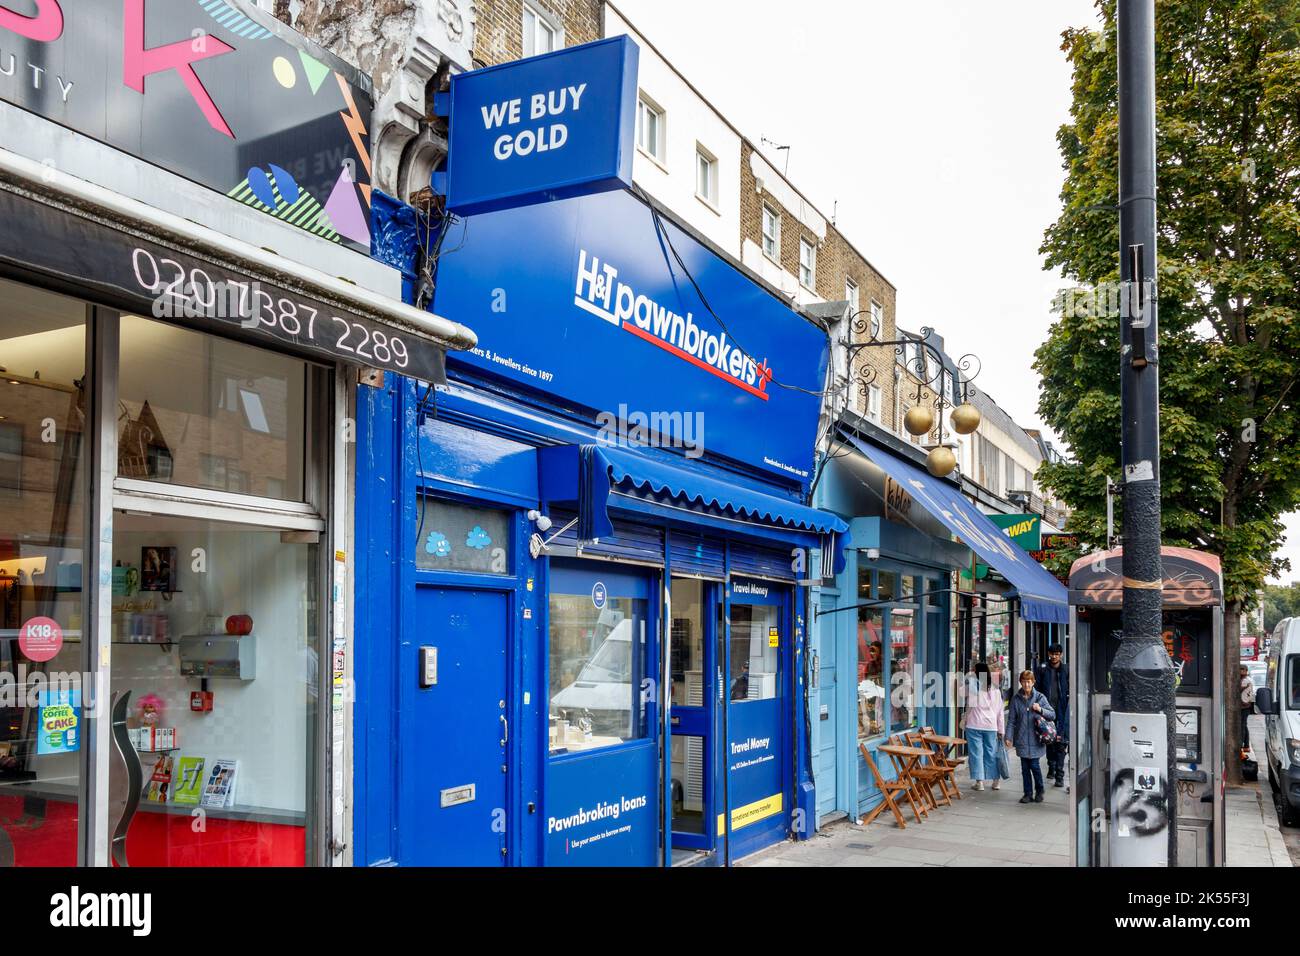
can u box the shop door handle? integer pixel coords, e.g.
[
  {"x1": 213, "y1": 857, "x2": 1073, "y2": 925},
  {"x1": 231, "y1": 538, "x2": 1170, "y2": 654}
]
[{"x1": 500, "y1": 714, "x2": 509, "y2": 746}]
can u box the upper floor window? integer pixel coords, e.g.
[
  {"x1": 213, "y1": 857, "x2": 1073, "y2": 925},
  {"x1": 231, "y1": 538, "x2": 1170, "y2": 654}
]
[
  {"x1": 799, "y1": 238, "x2": 816, "y2": 290},
  {"x1": 696, "y1": 146, "x2": 718, "y2": 207},
  {"x1": 846, "y1": 278, "x2": 860, "y2": 320},
  {"x1": 523, "y1": 2, "x2": 562, "y2": 57},
  {"x1": 637, "y1": 95, "x2": 665, "y2": 163},
  {"x1": 761, "y1": 205, "x2": 781, "y2": 261},
  {"x1": 867, "y1": 384, "x2": 882, "y2": 423},
  {"x1": 870, "y1": 300, "x2": 884, "y2": 340}
]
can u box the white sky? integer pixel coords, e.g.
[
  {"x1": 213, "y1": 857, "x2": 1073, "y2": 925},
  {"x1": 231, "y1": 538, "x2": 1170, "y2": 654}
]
[
  {"x1": 613, "y1": 0, "x2": 1101, "y2": 439},
  {"x1": 609, "y1": 1, "x2": 1300, "y2": 582}
]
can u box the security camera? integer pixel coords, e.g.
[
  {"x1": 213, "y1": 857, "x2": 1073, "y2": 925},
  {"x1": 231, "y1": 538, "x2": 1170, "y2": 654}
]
[
  {"x1": 526, "y1": 510, "x2": 553, "y2": 532},
  {"x1": 865, "y1": 547, "x2": 881, "y2": 562}
]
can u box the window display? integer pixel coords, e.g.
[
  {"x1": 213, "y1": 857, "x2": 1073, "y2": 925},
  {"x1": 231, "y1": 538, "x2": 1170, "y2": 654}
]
[
  {"x1": 729, "y1": 604, "x2": 778, "y2": 702},
  {"x1": 109, "y1": 513, "x2": 320, "y2": 866},
  {"x1": 889, "y1": 609, "x2": 916, "y2": 731},
  {"x1": 549, "y1": 589, "x2": 647, "y2": 753},
  {"x1": 0, "y1": 282, "x2": 87, "y2": 867},
  {"x1": 857, "y1": 609, "x2": 885, "y2": 739}
]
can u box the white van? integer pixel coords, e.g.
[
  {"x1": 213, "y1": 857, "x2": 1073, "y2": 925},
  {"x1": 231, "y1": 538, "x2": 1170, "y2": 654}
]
[{"x1": 1258, "y1": 618, "x2": 1300, "y2": 826}]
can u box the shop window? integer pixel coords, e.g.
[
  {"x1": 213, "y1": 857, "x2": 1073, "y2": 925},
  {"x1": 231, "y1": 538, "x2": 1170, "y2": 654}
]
[
  {"x1": 118, "y1": 316, "x2": 306, "y2": 501},
  {"x1": 928, "y1": 577, "x2": 946, "y2": 606},
  {"x1": 728, "y1": 604, "x2": 778, "y2": 702},
  {"x1": 857, "y1": 608, "x2": 885, "y2": 739},
  {"x1": 549, "y1": 591, "x2": 647, "y2": 753},
  {"x1": 857, "y1": 565, "x2": 873, "y2": 600},
  {"x1": 109, "y1": 513, "x2": 320, "y2": 866},
  {"x1": 889, "y1": 609, "x2": 917, "y2": 732},
  {"x1": 900, "y1": 574, "x2": 915, "y2": 601},
  {"x1": 415, "y1": 498, "x2": 511, "y2": 575},
  {"x1": 0, "y1": 280, "x2": 87, "y2": 867},
  {"x1": 877, "y1": 570, "x2": 897, "y2": 602}
]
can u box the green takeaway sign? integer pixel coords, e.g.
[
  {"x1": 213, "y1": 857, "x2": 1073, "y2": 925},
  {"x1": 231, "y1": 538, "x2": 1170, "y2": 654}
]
[{"x1": 989, "y1": 513, "x2": 1041, "y2": 550}]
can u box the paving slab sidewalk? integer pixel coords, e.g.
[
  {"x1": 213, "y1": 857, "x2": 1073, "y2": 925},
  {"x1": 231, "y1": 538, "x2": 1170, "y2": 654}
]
[
  {"x1": 1226, "y1": 714, "x2": 1293, "y2": 867},
  {"x1": 742, "y1": 772, "x2": 1070, "y2": 868}
]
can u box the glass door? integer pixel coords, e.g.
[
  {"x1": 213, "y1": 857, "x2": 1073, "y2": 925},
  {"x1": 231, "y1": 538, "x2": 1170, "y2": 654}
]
[
  {"x1": 668, "y1": 576, "x2": 719, "y2": 856},
  {"x1": 724, "y1": 578, "x2": 789, "y2": 861},
  {"x1": 544, "y1": 559, "x2": 661, "y2": 866},
  {"x1": 0, "y1": 281, "x2": 88, "y2": 868}
]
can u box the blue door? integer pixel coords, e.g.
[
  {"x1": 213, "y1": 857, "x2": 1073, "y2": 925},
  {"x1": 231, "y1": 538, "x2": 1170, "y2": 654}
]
[
  {"x1": 399, "y1": 586, "x2": 510, "y2": 865},
  {"x1": 544, "y1": 560, "x2": 661, "y2": 866},
  {"x1": 725, "y1": 578, "x2": 791, "y2": 860}
]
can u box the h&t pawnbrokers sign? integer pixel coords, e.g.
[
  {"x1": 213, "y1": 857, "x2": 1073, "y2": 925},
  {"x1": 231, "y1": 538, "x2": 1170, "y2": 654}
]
[{"x1": 441, "y1": 35, "x2": 638, "y2": 216}]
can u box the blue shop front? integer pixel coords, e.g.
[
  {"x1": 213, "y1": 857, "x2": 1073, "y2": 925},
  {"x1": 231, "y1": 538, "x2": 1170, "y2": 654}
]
[
  {"x1": 810, "y1": 419, "x2": 1068, "y2": 825},
  {"x1": 353, "y1": 180, "x2": 845, "y2": 866}
]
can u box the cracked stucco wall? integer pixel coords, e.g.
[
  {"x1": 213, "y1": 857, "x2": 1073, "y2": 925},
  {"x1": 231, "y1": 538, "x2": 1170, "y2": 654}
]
[{"x1": 274, "y1": 0, "x2": 420, "y2": 94}]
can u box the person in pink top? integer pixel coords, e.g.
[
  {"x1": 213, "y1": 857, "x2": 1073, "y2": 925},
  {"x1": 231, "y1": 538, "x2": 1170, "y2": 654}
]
[{"x1": 961, "y1": 661, "x2": 1006, "y2": 791}]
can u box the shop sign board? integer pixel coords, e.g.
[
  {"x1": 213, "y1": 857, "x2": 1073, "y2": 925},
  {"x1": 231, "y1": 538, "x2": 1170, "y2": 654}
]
[
  {"x1": 0, "y1": 0, "x2": 375, "y2": 253},
  {"x1": 989, "y1": 513, "x2": 1042, "y2": 551},
  {"x1": 442, "y1": 36, "x2": 638, "y2": 216},
  {"x1": 544, "y1": 744, "x2": 656, "y2": 866},
  {"x1": 433, "y1": 188, "x2": 829, "y2": 486},
  {"x1": 0, "y1": 188, "x2": 445, "y2": 381}
]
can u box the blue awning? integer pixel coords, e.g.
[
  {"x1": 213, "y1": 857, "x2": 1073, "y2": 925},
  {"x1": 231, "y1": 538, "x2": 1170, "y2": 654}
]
[
  {"x1": 845, "y1": 435, "x2": 1068, "y2": 624},
  {"x1": 537, "y1": 444, "x2": 848, "y2": 570}
]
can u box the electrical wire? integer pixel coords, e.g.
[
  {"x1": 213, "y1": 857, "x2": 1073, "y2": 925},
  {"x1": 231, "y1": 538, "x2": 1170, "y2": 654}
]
[{"x1": 632, "y1": 183, "x2": 831, "y2": 399}]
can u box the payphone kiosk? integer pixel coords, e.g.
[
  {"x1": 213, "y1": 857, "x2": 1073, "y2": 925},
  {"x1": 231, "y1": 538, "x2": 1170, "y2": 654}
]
[{"x1": 1067, "y1": 547, "x2": 1225, "y2": 867}]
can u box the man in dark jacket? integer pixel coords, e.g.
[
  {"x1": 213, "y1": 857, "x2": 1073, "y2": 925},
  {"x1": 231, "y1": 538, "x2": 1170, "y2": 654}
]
[{"x1": 1034, "y1": 643, "x2": 1069, "y2": 787}]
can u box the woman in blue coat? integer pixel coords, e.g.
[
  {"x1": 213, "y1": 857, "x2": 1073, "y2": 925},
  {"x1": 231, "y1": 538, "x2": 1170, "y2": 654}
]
[{"x1": 1005, "y1": 670, "x2": 1055, "y2": 804}]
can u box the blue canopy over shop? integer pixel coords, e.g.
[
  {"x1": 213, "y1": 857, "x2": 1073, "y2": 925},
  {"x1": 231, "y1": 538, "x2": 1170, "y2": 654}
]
[
  {"x1": 537, "y1": 443, "x2": 849, "y2": 573},
  {"x1": 843, "y1": 434, "x2": 1068, "y2": 624}
]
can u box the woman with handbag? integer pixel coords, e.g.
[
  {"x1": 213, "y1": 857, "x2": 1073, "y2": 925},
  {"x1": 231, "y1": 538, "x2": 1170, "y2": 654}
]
[
  {"x1": 961, "y1": 661, "x2": 1005, "y2": 791},
  {"x1": 1005, "y1": 669, "x2": 1056, "y2": 804}
]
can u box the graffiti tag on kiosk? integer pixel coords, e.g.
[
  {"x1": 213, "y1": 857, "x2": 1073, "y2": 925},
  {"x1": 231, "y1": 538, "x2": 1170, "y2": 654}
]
[{"x1": 1080, "y1": 568, "x2": 1216, "y2": 607}]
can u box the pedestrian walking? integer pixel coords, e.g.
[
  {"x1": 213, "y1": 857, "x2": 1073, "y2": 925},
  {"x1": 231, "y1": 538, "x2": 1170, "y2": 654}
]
[
  {"x1": 961, "y1": 661, "x2": 1005, "y2": 791},
  {"x1": 1006, "y1": 669, "x2": 1055, "y2": 804},
  {"x1": 1240, "y1": 664, "x2": 1255, "y2": 752},
  {"x1": 1034, "y1": 643, "x2": 1070, "y2": 787}
]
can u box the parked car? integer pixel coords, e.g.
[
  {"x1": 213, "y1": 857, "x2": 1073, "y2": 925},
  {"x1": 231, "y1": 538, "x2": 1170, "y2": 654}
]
[{"x1": 1257, "y1": 618, "x2": 1300, "y2": 826}]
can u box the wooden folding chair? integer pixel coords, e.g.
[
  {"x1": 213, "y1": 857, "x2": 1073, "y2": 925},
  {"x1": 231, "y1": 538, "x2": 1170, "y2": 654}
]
[
  {"x1": 860, "y1": 743, "x2": 924, "y2": 829},
  {"x1": 912, "y1": 729, "x2": 963, "y2": 802},
  {"x1": 899, "y1": 731, "x2": 953, "y2": 808},
  {"x1": 923, "y1": 725, "x2": 969, "y2": 772}
]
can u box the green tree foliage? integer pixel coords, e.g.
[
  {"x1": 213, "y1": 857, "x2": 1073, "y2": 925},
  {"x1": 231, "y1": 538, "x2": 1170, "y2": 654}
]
[
  {"x1": 1262, "y1": 581, "x2": 1300, "y2": 632},
  {"x1": 1036, "y1": 0, "x2": 1300, "y2": 610}
]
